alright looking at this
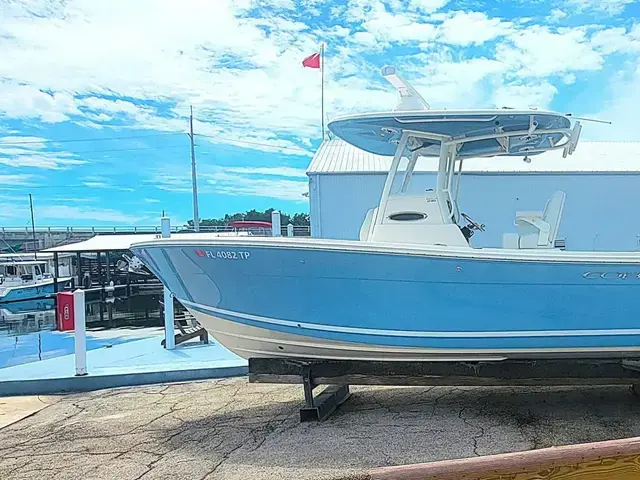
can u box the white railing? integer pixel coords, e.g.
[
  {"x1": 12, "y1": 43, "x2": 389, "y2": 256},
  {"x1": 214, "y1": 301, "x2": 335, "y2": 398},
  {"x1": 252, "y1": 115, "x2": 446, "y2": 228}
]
[{"x1": 0, "y1": 225, "x2": 311, "y2": 236}]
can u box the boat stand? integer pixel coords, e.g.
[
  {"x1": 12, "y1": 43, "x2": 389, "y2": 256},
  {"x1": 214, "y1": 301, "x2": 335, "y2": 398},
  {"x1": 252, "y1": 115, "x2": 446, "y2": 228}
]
[
  {"x1": 249, "y1": 357, "x2": 640, "y2": 422},
  {"x1": 299, "y1": 363, "x2": 350, "y2": 422}
]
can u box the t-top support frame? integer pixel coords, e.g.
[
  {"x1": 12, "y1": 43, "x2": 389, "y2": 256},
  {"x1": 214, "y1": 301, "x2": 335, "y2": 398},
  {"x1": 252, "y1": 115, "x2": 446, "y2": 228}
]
[{"x1": 373, "y1": 121, "x2": 581, "y2": 229}]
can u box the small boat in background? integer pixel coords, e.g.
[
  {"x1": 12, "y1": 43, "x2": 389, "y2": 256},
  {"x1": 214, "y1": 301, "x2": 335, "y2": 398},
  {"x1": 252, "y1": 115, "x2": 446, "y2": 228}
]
[
  {"x1": 0, "y1": 255, "x2": 72, "y2": 303},
  {"x1": 229, "y1": 220, "x2": 273, "y2": 235}
]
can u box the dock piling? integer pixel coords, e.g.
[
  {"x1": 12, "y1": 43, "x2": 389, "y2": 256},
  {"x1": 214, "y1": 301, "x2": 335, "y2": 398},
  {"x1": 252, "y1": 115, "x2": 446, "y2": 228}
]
[
  {"x1": 163, "y1": 289, "x2": 175, "y2": 350},
  {"x1": 73, "y1": 289, "x2": 87, "y2": 376},
  {"x1": 271, "y1": 211, "x2": 281, "y2": 237},
  {"x1": 161, "y1": 216, "x2": 175, "y2": 349}
]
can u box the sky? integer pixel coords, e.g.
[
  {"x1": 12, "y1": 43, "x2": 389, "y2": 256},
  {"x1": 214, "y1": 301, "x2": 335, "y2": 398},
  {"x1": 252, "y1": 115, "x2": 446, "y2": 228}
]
[{"x1": 0, "y1": 0, "x2": 639, "y2": 227}]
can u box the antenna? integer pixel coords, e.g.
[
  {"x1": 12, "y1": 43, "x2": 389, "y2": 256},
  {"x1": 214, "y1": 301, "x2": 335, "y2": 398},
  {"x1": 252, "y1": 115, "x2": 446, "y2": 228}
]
[
  {"x1": 565, "y1": 114, "x2": 612, "y2": 125},
  {"x1": 29, "y1": 194, "x2": 37, "y2": 259},
  {"x1": 381, "y1": 65, "x2": 430, "y2": 111},
  {"x1": 188, "y1": 106, "x2": 200, "y2": 232}
]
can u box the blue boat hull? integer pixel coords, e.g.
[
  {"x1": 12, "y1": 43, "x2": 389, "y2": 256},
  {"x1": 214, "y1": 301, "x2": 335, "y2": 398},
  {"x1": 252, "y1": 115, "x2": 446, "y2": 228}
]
[
  {"x1": 0, "y1": 279, "x2": 71, "y2": 304},
  {"x1": 131, "y1": 241, "x2": 640, "y2": 360}
]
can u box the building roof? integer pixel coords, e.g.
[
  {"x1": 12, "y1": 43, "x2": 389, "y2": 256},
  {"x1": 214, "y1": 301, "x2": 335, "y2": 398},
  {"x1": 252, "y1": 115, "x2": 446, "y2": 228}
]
[
  {"x1": 43, "y1": 232, "x2": 249, "y2": 253},
  {"x1": 306, "y1": 139, "x2": 640, "y2": 174},
  {"x1": 0, "y1": 260, "x2": 48, "y2": 266},
  {"x1": 0, "y1": 252, "x2": 55, "y2": 261}
]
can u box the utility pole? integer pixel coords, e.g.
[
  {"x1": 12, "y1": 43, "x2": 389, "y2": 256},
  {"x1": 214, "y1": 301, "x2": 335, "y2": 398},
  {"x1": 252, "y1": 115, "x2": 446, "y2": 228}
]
[
  {"x1": 188, "y1": 105, "x2": 200, "y2": 232},
  {"x1": 29, "y1": 194, "x2": 37, "y2": 258}
]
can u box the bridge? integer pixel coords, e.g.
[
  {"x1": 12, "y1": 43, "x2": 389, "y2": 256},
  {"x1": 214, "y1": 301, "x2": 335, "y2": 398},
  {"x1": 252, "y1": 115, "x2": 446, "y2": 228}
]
[{"x1": 0, "y1": 225, "x2": 312, "y2": 251}]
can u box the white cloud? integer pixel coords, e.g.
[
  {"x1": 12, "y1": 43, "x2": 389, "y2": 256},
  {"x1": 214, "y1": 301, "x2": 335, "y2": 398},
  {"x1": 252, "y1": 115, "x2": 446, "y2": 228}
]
[
  {"x1": 345, "y1": 0, "x2": 438, "y2": 45},
  {"x1": 36, "y1": 205, "x2": 147, "y2": 224},
  {"x1": 409, "y1": 57, "x2": 508, "y2": 108},
  {"x1": 567, "y1": 0, "x2": 635, "y2": 15},
  {"x1": 143, "y1": 198, "x2": 161, "y2": 203},
  {"x1": 151, "y1": 172, "x2": 193, "y2": 193},
  {"x1": 221, "y1": 166, "x2": 308, "y2": 177},
  {"x1": 80, "y1": 175, "x2": 134, "y2": 191},
  {"x1": 50, "y1": 196, "x2": 99, "y2": 203},
  {"x1": 0, "y1": 0, "x2": 333, "y2": 147},
  {"x1": 496, "y1": 26, "x2": 604, "y2": 77},
  {"x1": 493, "y1": 81, "x2": 558, "y2": 109},
  {"x1": 323, "y1": 25, "x2": 351, "y2": 39},
  {"x1": 254, "y1": 0, "x2": 295, "y2": 9},
  {"x1": 151, "y1": 164, "x2": 308, "y2": 201},
  {"x1": 0, "y1": 0, "x2": 637, "y2": 155},
  {"x1": 200, "y1": 132, "x2": 313, "y2": 157},
  {"x1": 547, "y1": 9, "x2": 567, "y2": 22},
  {"x1": 0, "y1": 153, "x2": 86, "y2": 169},
  {"x1": 0, "y1": 136, "x2": 47, "y2": 146},
  {"x1": 351, "y1": 31, "x2": 379, "y2": 47},
  {"x1": 437, "y1": 11, "x2": 514, "y2": 46},
  {"x1": 83, "y1": 181, "x2": 110, "y2": 188},
  {"x1": 0, "y1": 136, "x2": 87, "y2": 169},
  {"x1": 590, "y1": 25, "x2": 640, "y2": 55},
  {"x1": 0, "y1": 174, "x2": 34, "y2": 186},
  {"x1": 0, "y1": 84, "x2": 80, "y2": 123},
  {"x1": 408, "y1": 0, "x2": 450, "y2": 13},
  {"x1": 79, "y1": 97, "x2": 141, "y2": 115},
  {"x1": 204, "y1": 172, "x2": 307, "y2": 202},
  {"x1": 583, "y1": 60, "x2": 640, "y2": 141}
]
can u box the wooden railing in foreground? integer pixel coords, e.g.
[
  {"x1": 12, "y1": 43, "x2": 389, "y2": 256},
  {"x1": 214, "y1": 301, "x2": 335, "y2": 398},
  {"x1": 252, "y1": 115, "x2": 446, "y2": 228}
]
[{"x1": 363, "y1": 436, "x2": 640, "y2": 480}]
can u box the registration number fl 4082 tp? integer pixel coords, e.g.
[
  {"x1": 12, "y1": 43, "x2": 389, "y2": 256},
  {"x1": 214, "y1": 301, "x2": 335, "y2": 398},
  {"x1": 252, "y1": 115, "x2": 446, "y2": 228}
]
[{"x1": 195, "y1": 250, "x2": 251, "y2": 260}]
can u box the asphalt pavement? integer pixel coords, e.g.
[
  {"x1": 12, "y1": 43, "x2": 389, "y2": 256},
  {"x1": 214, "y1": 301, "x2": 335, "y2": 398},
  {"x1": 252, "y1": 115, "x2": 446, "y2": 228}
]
[{"x1": 1, "y1": 378, "x2": 640, "y2": 479}]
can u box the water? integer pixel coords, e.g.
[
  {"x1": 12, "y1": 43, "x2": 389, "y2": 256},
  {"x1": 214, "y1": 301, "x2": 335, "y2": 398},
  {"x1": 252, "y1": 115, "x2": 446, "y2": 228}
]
[{"x1": 0, "y1": 286, "x2": 174, "y2": 369}]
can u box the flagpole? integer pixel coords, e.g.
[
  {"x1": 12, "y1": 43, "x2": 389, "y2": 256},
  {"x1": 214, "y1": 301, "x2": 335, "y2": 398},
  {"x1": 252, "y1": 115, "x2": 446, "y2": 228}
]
[{"x1": 321, "y1": 42, "x2": 325, "y2": 142}]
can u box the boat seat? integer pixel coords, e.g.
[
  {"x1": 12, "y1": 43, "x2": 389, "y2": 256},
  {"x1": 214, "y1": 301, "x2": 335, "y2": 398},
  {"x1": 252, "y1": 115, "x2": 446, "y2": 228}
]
[
  {"x1": 359, "y1": 208, "x2": 376, "y2": 241},
  {"x1": 502, "y1": 191, "x2": 566, "y2": 249}
]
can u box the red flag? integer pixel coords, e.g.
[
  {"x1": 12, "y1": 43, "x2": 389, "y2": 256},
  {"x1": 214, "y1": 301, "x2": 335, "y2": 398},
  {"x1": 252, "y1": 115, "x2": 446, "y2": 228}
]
[{"x1": 302, "y1": 52, "x2": 320, "y2": 69}]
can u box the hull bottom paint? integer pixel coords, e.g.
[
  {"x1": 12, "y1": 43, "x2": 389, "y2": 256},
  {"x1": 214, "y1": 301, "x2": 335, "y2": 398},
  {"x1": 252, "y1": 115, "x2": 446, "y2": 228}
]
[{"x1": 186, "y1": 303, "x2": 640, "y2": 362}]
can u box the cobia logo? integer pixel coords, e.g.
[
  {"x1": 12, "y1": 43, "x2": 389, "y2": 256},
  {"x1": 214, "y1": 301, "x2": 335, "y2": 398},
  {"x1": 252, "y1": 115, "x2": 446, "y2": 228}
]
[{"x1": 583, "y1": 272, "x2": 640, "y2": 279}]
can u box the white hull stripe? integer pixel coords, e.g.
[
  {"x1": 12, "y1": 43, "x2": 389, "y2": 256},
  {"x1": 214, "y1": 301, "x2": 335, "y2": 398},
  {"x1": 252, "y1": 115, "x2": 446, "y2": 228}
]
[
  {"x1": 131, "y1": 237, "x2": 640, "y2": 264},
  {"x1": 181, "y1": 300, "x2": 640, "y2": 339}
]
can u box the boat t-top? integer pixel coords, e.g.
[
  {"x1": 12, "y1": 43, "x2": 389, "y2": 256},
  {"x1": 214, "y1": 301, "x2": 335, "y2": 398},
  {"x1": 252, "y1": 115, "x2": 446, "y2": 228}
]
[
  {"x1": 130, "y1": 66, "x2": 640, "y2": 363},
  {"x1": 329, "y1": 66, "x2": 581, "y2": 250}
]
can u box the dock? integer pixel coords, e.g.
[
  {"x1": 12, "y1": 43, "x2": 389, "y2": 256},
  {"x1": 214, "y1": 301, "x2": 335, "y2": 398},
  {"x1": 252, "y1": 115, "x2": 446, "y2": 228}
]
[{"x1": 0, "y1": 334, "x2": 246, "y2": 396}]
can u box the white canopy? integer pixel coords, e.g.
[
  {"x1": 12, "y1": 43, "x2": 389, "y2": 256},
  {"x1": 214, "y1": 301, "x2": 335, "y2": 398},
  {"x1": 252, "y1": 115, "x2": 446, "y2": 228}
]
[{"x1": 43, "y1": 232, "x2": 249, "y2": 253}]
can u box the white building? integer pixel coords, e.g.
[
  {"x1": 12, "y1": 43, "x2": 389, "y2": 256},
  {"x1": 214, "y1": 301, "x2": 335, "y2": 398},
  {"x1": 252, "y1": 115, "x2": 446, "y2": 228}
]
[{"x1": 307, "y1": 139, "x2": 640, "y2": 251}]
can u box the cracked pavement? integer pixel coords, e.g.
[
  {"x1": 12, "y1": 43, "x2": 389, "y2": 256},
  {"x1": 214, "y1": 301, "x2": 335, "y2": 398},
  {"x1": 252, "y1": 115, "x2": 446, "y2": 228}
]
[{"x1": 2, "y1": 380, "x2": 640, "y2": 479}]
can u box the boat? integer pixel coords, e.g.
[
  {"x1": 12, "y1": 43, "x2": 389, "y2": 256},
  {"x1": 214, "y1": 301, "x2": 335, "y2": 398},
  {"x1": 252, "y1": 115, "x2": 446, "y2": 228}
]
[
  {"x1": 229, "y1": 220, "x2": 273, "y2": 235},
  {"x1": 0, "y1": 255, "x2": 72, "y2": 303},
  {"x1": 129, "y1": 65, "x2": 638, "y2": 362}
]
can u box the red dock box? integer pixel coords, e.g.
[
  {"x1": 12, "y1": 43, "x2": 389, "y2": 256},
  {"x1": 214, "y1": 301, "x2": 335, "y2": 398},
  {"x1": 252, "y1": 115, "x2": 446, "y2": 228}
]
[{"x1": 56, "y1": 292, "x2": 75, "y2": 331}]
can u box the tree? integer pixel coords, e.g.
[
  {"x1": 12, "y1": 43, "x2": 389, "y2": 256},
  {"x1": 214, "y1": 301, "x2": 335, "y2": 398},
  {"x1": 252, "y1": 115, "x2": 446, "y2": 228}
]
[{"x1": 185, "y1": 209, "x2": 310, "y2": 228}]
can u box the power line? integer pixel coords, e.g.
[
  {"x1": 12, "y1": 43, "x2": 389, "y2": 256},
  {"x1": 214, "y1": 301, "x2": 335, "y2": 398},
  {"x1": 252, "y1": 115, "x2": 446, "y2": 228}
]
[
  {"x1": 0, "y1": 132, "x2": 186, "y2": 146},
  {"x1": 58, "y1": 144, "x2": 187, "y2": 155},
  {"x1": 0, "y1": 130, "x2": 313, "y2": 154},
  {"x1": 195, "y1": 134, "x2": 312, "y2": 154}
]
